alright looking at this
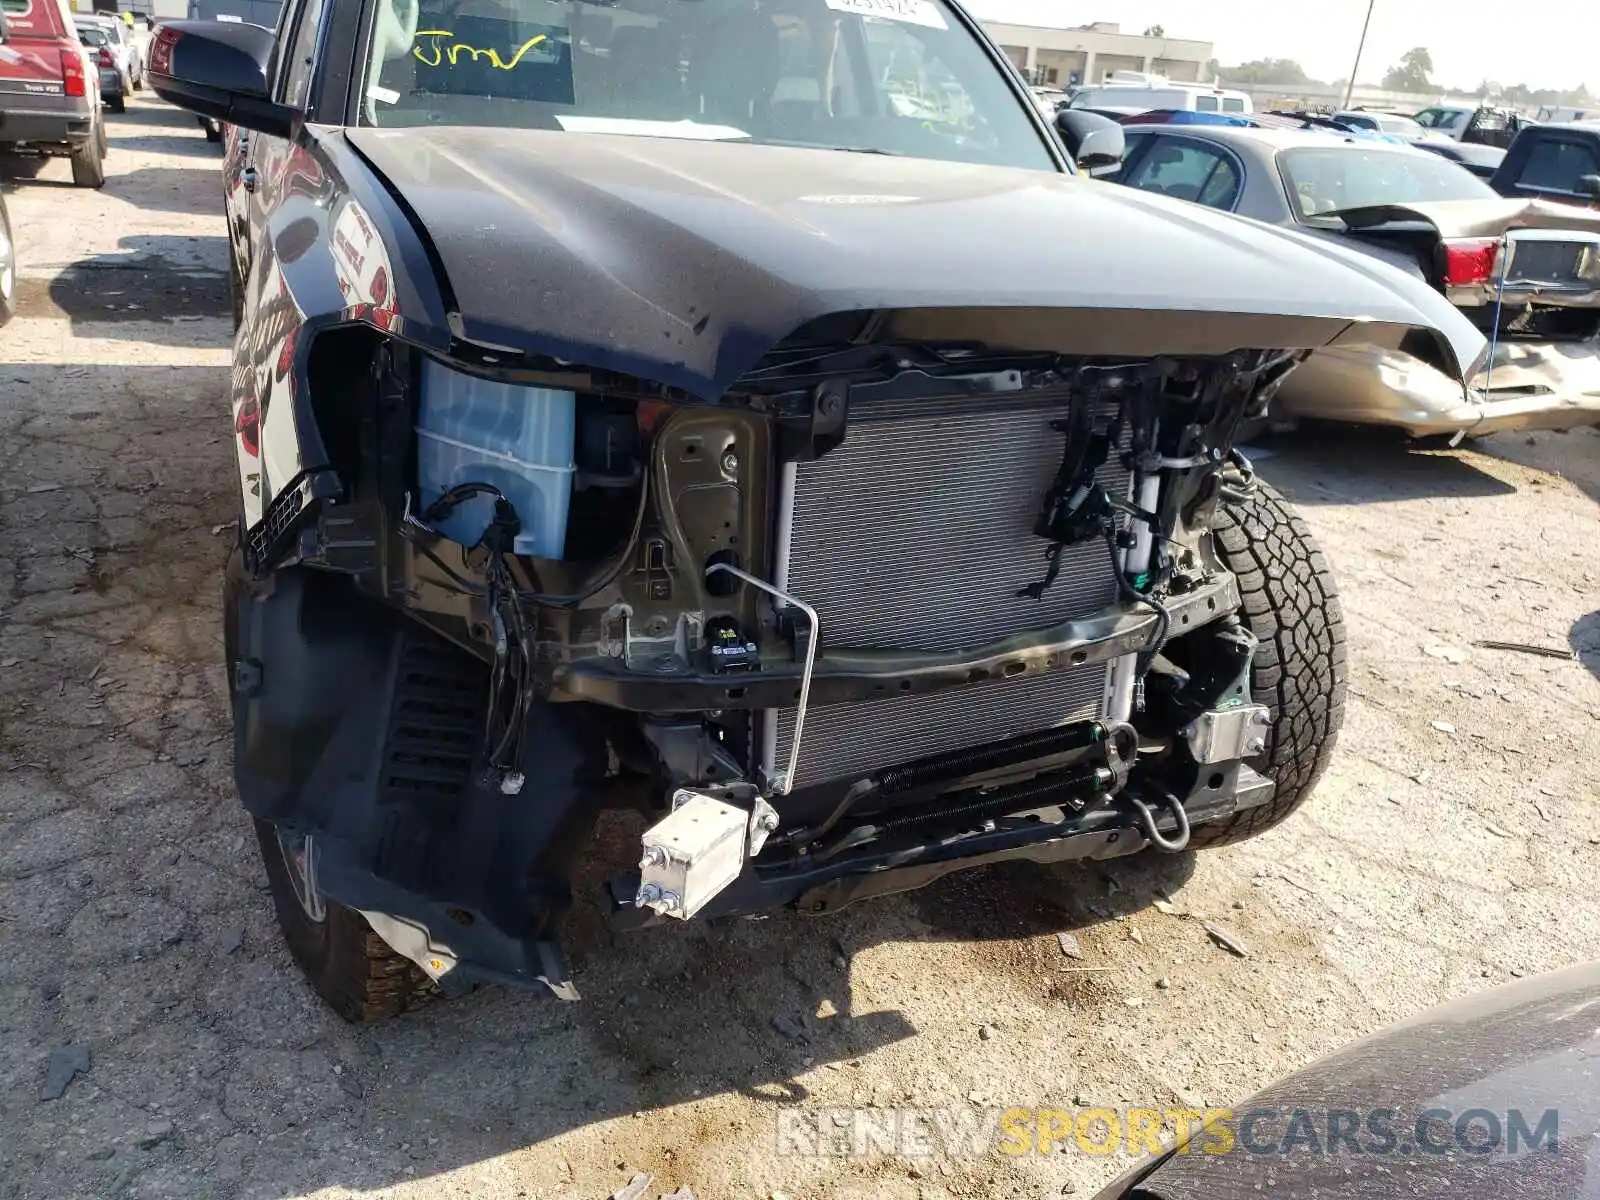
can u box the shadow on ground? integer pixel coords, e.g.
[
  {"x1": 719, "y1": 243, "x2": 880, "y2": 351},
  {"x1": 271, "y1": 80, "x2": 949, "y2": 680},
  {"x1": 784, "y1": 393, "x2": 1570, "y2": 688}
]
[
  {"x1": 110, "y1": 131, "x2": 226, "y2": 160},
  {"x1": 1572, "y1": 611, "x2": 1600, "y2": 683},
  {"x1": 24, "y1": 234, "x2": 230, "y2": 341},
  {"x1": 0, "y1": 158, "x2": 220, "y2": 213},
  {"x1": 108, "y1": 102, "x2": 227, "y2": 160},
  {"x1": 910, "y1": 848, "x2": 1197, "y2": 945},
  {"x1": 214, "y1": 841, "x2": 1192, "y2": 1199},
  {"x1": 1475, "y1": 426, "x2": 1600, "y2": 508},
  {"x1": 99, "y1": 164, "x2": 229, "y2": 215},
  {"x1": 0, "y1": 155, "x2": 49, "y2": 184},
  {"x1": 1242, "y1": 423, "x2": 1519, "y2": 507}
]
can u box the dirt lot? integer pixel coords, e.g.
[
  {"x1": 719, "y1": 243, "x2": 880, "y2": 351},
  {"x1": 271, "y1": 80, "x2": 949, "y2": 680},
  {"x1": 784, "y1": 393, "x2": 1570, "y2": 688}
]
[{"x1": 2, "y1": 98, "x2": 1598, "y2": 1200}]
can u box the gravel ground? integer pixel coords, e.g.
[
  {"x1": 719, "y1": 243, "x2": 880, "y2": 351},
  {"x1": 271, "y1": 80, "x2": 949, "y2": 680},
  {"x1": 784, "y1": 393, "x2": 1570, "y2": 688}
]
[{"x1": 2, "y1": 97, "x2": 1598, "y2": 1200}]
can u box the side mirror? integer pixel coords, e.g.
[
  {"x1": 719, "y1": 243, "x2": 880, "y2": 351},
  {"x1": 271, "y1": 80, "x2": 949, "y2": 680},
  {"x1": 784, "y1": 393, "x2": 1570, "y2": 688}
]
[
  {"x1": 1056, "y1": 109, "x2": 1126, "y2": 174},
  {"x1": 147, "y1": 19, "x2": 298, "y2": 139},
  {"x1": 1580, "y1": 174, "x2": 1600, "y2": 204}
]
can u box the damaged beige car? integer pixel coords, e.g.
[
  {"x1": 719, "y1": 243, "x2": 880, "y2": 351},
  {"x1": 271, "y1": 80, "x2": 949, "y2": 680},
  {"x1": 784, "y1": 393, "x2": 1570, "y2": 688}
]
[
  {"x1": 1106, "y1": 125, "x2": 1600, "y2": 437},
  {"x1": 1280, "y1": 196, "x2": 1600, "y2": 436}
]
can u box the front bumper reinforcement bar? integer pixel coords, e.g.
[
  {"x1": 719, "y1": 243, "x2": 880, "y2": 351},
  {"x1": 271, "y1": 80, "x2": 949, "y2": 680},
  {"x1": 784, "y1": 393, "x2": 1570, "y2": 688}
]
[{"x1": 556, "y1": 571, "x2": 1240, "y2": 712}]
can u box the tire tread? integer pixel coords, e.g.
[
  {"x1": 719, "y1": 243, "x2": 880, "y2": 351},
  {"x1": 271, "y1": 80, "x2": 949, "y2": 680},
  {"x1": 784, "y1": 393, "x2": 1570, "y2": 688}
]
[
  {"x1": 70, "y1": 130, "x2": 106, "y2": 189},
  {"x1": 252, "y1": 817, "x2": 436, "y2": 1023},
  {"x1": 1188, "y1": 481, "x2": 1346, "y2": 847}
]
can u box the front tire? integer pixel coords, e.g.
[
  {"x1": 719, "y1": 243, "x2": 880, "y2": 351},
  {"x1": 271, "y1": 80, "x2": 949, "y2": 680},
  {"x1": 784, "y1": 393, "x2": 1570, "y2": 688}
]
[
  {"x1": 253, "y1": 818, "x2": 435, "y2": 1023},
  {"x1": 226, "y1": 548, "x2": 465, "y2": 1022},
  {"x1": 1187, "y1": 481, "x2": 1346, "y2": 847}
]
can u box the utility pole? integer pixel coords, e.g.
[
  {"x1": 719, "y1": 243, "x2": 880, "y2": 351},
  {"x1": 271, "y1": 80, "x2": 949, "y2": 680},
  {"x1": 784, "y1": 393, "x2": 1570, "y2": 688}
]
[{"x1": 1343, "y1": 0, "x2": 1376, "y2": 109}]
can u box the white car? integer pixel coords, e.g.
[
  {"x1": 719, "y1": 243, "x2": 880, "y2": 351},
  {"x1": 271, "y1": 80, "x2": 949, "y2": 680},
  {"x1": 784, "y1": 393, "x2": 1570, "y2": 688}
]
[
  {"x1": 1333, "y1": 110, "x2": 1445, "y2": 142},
  {"x1": 73, "y1": 14, "x2": 141, "y2": 92},
  {"x1": 1412, "y1": 104, "x2": 1524, "y2": 146},
  {"x1": 1413, "y1": 105, "x2": 1474, "y2": 140}
]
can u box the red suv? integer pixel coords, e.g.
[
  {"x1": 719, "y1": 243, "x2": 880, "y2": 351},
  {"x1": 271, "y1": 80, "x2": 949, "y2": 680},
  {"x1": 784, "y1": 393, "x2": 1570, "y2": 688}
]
[{"x1": 0, "y1": 0, "x2": 106, "y2": 187}]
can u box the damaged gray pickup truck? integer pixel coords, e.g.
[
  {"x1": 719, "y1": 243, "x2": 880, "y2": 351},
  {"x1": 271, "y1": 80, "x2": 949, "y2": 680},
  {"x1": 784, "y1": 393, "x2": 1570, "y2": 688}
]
[{"x1": 150, "y1": 0, "x2": 1484, "y2": 1018}]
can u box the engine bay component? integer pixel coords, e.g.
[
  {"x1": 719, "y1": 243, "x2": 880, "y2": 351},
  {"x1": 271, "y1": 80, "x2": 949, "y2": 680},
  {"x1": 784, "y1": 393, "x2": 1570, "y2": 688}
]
[
  {"x1": 230, "y1": 325, "x2": 1356, "y2": 1004},
  {"x1": 768, "y1": 384, "x2": 1130, "y2": 791},
  {"x1": 705, "y1": 560, "x2": 819, "y2": 796},
  {"x1": 414, "y1": 359, "x2": 577, "y2": 557},
  {"x1": 706, "y1": 617, "x2": 760, "y2": 674}
]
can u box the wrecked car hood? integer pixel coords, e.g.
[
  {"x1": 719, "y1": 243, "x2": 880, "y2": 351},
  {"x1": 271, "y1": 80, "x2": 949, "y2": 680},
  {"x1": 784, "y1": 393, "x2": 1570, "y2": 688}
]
[
  {"x1": 1336, "y1": 197, "x2": 1600, "y2": 238},
  {"x1": 344, "y1": 128, "x2": 1486, "y2": 400}
]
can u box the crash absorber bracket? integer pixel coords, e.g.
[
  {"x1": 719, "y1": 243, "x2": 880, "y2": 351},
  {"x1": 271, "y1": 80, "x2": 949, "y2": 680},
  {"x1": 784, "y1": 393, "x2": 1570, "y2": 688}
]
[
  {"x1": 636, "y1": 787, "x2": 778, "y2": 920},
  {"x1": 1182, "y1": 704, "x2": 1271, "y2": 764}
]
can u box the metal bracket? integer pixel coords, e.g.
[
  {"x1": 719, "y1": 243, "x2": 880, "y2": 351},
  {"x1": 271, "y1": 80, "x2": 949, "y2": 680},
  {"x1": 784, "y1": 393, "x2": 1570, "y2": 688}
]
[
  {"x1": 704, "y1": 562, "x2": 819, "y2": 795},
  {"x1": 638, "y1": 786, "x2": 782, "y2": 921},
  {"x1": 747, "y1": 794, "x2": 780, "y2": 856},
  {"x1": 1182, "y1": 704, "x2": 1271, "y2": 764}
]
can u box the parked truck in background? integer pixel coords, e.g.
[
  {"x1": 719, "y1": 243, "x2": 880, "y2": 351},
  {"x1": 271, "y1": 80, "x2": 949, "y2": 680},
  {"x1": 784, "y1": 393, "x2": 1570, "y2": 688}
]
[{"x1": 0, "y1": 0, "x2": 107, "y2": 186}]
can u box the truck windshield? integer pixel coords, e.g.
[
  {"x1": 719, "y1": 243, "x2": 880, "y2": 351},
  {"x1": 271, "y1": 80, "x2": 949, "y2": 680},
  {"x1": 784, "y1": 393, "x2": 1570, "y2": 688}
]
[{"x1": 359, "y1": 0, "x2": 1056, "y2": 170}]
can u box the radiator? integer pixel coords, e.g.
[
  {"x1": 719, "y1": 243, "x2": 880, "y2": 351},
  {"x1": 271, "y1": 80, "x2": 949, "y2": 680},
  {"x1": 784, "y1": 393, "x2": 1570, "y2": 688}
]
[{"x1": 769, "y1": 388, "x2": 1131, "y2": 790}]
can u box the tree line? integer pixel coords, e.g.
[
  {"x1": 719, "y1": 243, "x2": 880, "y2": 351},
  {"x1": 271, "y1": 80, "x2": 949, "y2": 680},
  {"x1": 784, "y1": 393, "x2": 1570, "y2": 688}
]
[{"x1": 1209, "y1": 46, "x2": 1592, "y2": 107}]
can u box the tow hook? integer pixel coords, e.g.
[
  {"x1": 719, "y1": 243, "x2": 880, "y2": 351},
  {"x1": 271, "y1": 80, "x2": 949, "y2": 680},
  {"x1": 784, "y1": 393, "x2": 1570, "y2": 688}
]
[{"x1": 1127, "y1": 791, "x2": 1192, "y2": 853}]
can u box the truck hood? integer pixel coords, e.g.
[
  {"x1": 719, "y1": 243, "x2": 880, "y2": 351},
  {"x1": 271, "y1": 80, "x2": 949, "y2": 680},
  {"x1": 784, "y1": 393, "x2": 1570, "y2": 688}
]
[{"x1": 345, "y1": 127, "x2": 1487, "y2": 400}]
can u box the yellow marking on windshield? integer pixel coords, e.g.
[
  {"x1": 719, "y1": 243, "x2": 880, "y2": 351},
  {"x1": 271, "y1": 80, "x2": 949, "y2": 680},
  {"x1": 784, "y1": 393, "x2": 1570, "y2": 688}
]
[{"x1": 412, "y1": 30, "x2": 549, "y2": 70}]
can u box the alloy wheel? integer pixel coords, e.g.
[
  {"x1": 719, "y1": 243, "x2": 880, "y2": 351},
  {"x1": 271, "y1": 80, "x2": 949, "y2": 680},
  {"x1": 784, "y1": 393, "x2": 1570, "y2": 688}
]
[{"x1": 275, "y1": 830, "x2": 327, "y2": 922}]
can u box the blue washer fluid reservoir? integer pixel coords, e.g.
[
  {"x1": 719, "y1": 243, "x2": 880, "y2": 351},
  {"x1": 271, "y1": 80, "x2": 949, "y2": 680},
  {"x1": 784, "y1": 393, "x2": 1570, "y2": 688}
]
[{"x1": 415, "y1": 358, "x2": 577, "y2": 558}]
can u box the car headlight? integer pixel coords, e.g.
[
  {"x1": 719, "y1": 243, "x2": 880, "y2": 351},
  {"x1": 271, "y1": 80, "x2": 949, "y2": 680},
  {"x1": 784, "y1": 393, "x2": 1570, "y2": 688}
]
[{"x1": 1576, "y1": 245, "x2": 1600, "y2": 283}]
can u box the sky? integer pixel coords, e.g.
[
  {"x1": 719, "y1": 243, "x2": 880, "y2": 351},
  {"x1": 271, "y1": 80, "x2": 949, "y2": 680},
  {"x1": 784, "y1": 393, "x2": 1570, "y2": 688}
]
[{"x1": 963, "y1": 0, "x2": 1599, "y2": 92}]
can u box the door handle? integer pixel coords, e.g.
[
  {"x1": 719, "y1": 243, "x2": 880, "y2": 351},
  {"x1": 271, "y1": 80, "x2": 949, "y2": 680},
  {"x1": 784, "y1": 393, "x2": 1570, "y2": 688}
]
[{"x1": 241, "y1": 167, "x2": 260, "y2": 195}]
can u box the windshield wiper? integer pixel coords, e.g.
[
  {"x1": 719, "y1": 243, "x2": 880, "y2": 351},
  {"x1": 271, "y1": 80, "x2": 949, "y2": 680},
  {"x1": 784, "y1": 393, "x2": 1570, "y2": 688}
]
[{"x1": 760, "y1": 139, "x2": 906, "y2": 156}]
